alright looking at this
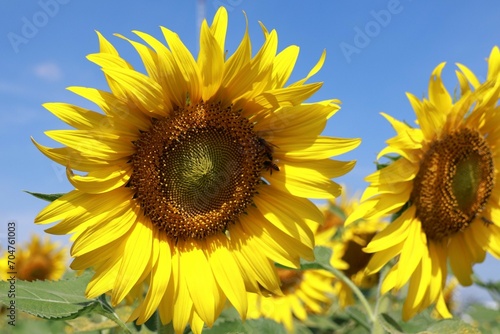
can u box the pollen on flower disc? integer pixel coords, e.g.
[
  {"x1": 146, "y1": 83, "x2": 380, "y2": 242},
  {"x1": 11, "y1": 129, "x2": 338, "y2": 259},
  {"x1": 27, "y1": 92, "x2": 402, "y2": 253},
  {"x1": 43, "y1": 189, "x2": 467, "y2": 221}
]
[{"x1": 129, "y1": 102, "x2": 275, "y2": 241}]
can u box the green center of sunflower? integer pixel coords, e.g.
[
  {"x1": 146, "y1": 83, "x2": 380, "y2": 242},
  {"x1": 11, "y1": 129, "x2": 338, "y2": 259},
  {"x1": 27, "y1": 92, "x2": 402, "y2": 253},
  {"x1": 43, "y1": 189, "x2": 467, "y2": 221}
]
[
  {"x1": 411, "y1": 128, "x2": 494, "y2": 241},
  {"x1": 129, "y1": 102, "x2": 278, "y2": 241}
]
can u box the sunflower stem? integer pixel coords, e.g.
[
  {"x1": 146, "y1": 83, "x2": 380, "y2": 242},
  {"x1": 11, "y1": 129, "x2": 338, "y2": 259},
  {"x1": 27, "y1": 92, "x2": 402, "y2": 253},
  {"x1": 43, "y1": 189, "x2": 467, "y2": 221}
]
[{"x1": 328, "y1": 266, "x2": 379, "y2": 331}]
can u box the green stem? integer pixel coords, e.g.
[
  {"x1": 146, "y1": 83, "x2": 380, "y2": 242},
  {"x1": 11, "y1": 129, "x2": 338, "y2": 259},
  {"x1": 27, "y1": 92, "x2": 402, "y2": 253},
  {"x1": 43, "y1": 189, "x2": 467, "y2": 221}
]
[{"x1": 328, "y1": 266, "x2": 376, "y2": 323}]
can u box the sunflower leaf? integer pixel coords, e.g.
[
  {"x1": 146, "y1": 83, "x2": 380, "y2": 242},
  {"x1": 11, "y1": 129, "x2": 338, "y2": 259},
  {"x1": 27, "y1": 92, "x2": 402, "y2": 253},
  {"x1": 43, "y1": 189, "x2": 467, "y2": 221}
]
[
  {"x1": 345, "y1": 306, "x2": 370, "y2": 331},
  {"x1": 416, "y1": 319, "x2": 481, "y2": 334},
  {"x1": 0, "y1": 271, "x2": 130, "y2": 333},
  {"x1": 299, "y1": 246, "x2": 333, "y2": 271},
  {"x1": 202, "y1": 318, "x2": 287, "y2": 334},
  {"x1": 378, "y1": 313, "x2": 405, "y2": 334},
  {"x1": 0, "y1": 271, "x2": 95, "y2": 320},
  {"x1": 24, "y1": 191, "x2": 65, "y2": 202}
]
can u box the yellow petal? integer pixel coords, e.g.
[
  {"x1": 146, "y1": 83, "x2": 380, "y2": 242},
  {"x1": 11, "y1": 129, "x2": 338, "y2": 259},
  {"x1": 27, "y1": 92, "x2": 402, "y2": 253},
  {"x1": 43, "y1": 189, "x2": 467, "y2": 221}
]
[
  {"x1": 396, "y1": 219, "x2": 426, "y2": 290},
  {"x1": 171, "y1": 248, "x2": 193, "y2": 334},
  {"x1": 254, "y1": 101, "x2": 338, "y2": 137},
  {"x1": 205, "y1": 236, "x2": 248, "y2": 319},
  {"x1": 448, "y1": 234, "x2": 473, "y2": 286},
  {"x1": 133, "y1": 30, "x2": 186, "y2": 107},
  {"x1": 66, "y1": 86, "x2": 150, "y2": 129},
  {"x1": 48, "y1": 191, "x2": 133, "y2": 237},
  {"x1": 44, "y1": 129, "x2": 135, "y2": 160},
  {"x1": 95, "y1": 30, "x2": 119, "y2": 55},
  {"x1": 198, "y1": 19, "x2": 224, "y2": 101},
  {"x1": 43, "y1": 103, "x2": 106, "y2": 130},
  {"x1": 455, "y1": 63, "x2": 481, "y2": 89},
  {"x1": 209, "y1": 7, "x2": 228, "y2": 51},
  {"x1": 229, "y1": 30, "x2": 277, "y2": 108},
  {"x1": 112, "y1": 218, "x2": 153, "y2": 304},
  {"x1": 101, "y1": 67, "x2": 168, "y2": 116},
  {"x1": 290, "y1": 49, "x2": 326, "y2": 87},
  {"x1": 221, "y1": 14, "x2": 251, "y2": 95},
  {"x1": 181, "y1": 240, "x2": 221, "y2": 327},
  {"x1": 366, "y1": 242, "x2": 403, "y2": 274},
  {"x1": 428, "y1": 62, "x2": 452, "y2": 113},
  {"x1": 363, "y1": 205, "x2": 415, "y2": 253},
  {"x1": 161, "y1": 27, "x2": 201, "y2": 104},
  {"x1": 272, "y1": 45, "x2": 299, "y2": 88},
  {"x1": 252, "y1": 82, "x2": 322, "y2": 109},
  {"x1": 230, "y1": 224, "x2": 281, "y2": 295},
  {"x1": 279, "y1": 137, "x2": 361, "y2": 160},
  {"x1": 32, "y1": 139, "x2": 110, "y2": 172},
  {"x1": 253, "y1": 187, "x2": 315, "y2": 249},
  {"x1": 86, "y1": 247, "x2": 125, "y2": 298},
  {"x1": 240, "y1": 206, "x2": 309, "y2": 267},
  {"x1": 132, "y1": 232, "x2": 171, "y2": 324},
  {"x1": 71, "y1": 202, "x2": 138, "y2": 257},
  {"x1": 66, "y1": 164, "x2": 131, "y2": 194}
]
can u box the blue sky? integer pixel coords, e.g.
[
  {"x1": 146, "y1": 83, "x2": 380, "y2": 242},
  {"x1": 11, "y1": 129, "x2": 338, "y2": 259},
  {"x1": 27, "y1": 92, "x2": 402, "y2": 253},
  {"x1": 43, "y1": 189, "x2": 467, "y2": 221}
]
[{"x1": 1, "y1": 0, "x2": 500, "y2": 305}]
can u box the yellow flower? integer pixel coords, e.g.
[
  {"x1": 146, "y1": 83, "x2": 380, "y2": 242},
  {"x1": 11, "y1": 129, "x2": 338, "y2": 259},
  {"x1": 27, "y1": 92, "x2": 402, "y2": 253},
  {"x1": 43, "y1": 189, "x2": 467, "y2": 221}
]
[
  {"x1": 0, "y1": 235, "x2": 66, "y2": 281},
  {"x1": 32, "y1": 7, "x2": 359, "y2": 333},
  {"x1": 246, "y1": 222, "x2": 338, "y2": 332},
  {"x1": 347, "y1": 46, "x2": 500, "y2": 320},
  {"x1": 321, "y1": 196, "x2": 386, "y2": 307}
]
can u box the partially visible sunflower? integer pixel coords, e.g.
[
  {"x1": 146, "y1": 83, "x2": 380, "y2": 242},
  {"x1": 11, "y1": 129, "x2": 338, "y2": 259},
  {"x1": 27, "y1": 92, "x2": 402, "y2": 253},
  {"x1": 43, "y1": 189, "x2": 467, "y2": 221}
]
[
  {"x1": 0, "y1": 235, "x2": 66, "y2": 281},
  {"x1": 346, "y1": 46, "x2": 500, "y2": 320},
  {"x1": 33, "y1": 7, "x2": 359, "y2": 333},
  {"x1": 322, "y1": 195, "x2": 387, "y2": 307},
  {"x1": 246, "y1": 222, "x2": 341, "y2": 332}
]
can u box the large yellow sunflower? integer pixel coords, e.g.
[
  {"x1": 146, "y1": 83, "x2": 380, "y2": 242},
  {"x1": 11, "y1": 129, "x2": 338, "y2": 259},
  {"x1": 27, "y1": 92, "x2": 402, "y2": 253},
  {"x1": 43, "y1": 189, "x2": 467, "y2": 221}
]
[
  {"x1": 33, "y1": 7, "x2": 359, "y2": 333},
  {"x1": 346, "y1": 46, "x2": 500, "y2": 320},
  {"x1": 0, "y1": 235, "x2": 66, "y2": 281}
]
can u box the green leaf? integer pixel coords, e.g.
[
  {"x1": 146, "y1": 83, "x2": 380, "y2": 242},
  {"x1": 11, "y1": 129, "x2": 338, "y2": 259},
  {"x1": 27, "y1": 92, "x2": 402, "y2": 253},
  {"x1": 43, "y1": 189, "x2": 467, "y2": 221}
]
[
  {"x1": 416, "y1": 318, "x2": 481, "y2": 334},
  {"x1": 345, "y1": 306, "x2": 370, "y2": 331},
  {"x1": 201, "y1": 318, "x2": 287, "y2": 334},
  {"x1": 300, "y1": 246, "x2": 333, "y2": 271},
  {"x1": 0, "y1": 271, "x2": 131, "y2": 333},
  {"x1": 378, "y1": 313, "x2": 404, "y2": 334},
  {"x1": 464, "y1": 304, "x2": 500, "y2": 333},
  {"x1": 303, "y1": 313, "x2": 341, "y2": 331},
  {"x1": 24, "y1": 191, "x2": 65, "y2": 202},
  {"x1": 0, "y1": 271, "x2": 95, "y2": 320}
]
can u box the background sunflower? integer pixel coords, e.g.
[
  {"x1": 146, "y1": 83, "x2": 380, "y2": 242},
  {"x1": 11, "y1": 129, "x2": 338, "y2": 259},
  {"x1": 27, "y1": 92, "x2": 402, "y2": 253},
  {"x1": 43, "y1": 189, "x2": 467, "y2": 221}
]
[
  {"x1": 322, "y1": 196, "x2": 387, "y2": 308},
  {"x1": 0, "y1": 234, "x2": 66, "y2": 282},
  {"x1": 346, "y1": 46, "x2": 500, "y2": 320}
]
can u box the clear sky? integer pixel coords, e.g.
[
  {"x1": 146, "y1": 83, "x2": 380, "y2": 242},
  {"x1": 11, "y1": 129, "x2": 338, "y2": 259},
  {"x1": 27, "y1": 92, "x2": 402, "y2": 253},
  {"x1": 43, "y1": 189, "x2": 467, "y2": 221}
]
[{"x1": 1, "y1": 0, "x2": 500, "y2": 305}]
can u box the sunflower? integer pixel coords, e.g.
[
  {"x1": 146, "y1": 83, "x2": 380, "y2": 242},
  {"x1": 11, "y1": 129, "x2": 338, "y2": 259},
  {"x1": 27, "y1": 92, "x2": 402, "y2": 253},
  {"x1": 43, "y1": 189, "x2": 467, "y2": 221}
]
[
  {"x1": 33, "y1": 7, "x2": 359, "y2": 333},
  {"x1": 323, "y1": 197, "x2": 386, "y2": 307},
  {"x1": 246, "y1": 221, "x2": 340, "y2": 332},
  {"x1": 0, "y1": 235, "x2": 66, "y2": 281},
  {"x1": 346, "y1": 46, "x2": 500, "y2": 320}
]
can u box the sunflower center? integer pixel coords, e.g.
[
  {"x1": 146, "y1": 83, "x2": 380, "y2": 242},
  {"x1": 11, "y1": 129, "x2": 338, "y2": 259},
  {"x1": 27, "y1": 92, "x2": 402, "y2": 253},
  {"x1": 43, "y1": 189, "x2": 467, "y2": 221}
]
[
  {"x1": 19, "y1": 255, "x2": 52, "y2": 281},
  {"x1": 411, "y1": 128, "x2": 494, "y2": 241},
  {"x1": 277, "y1": 268, "x2": 303, "y2": 294},
  {"x1": 341, "y1": 232, "x2": 376, "y2": 278},
  {"x1": 129, "y1": 102, "x2": 274, "y2": 241}
]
